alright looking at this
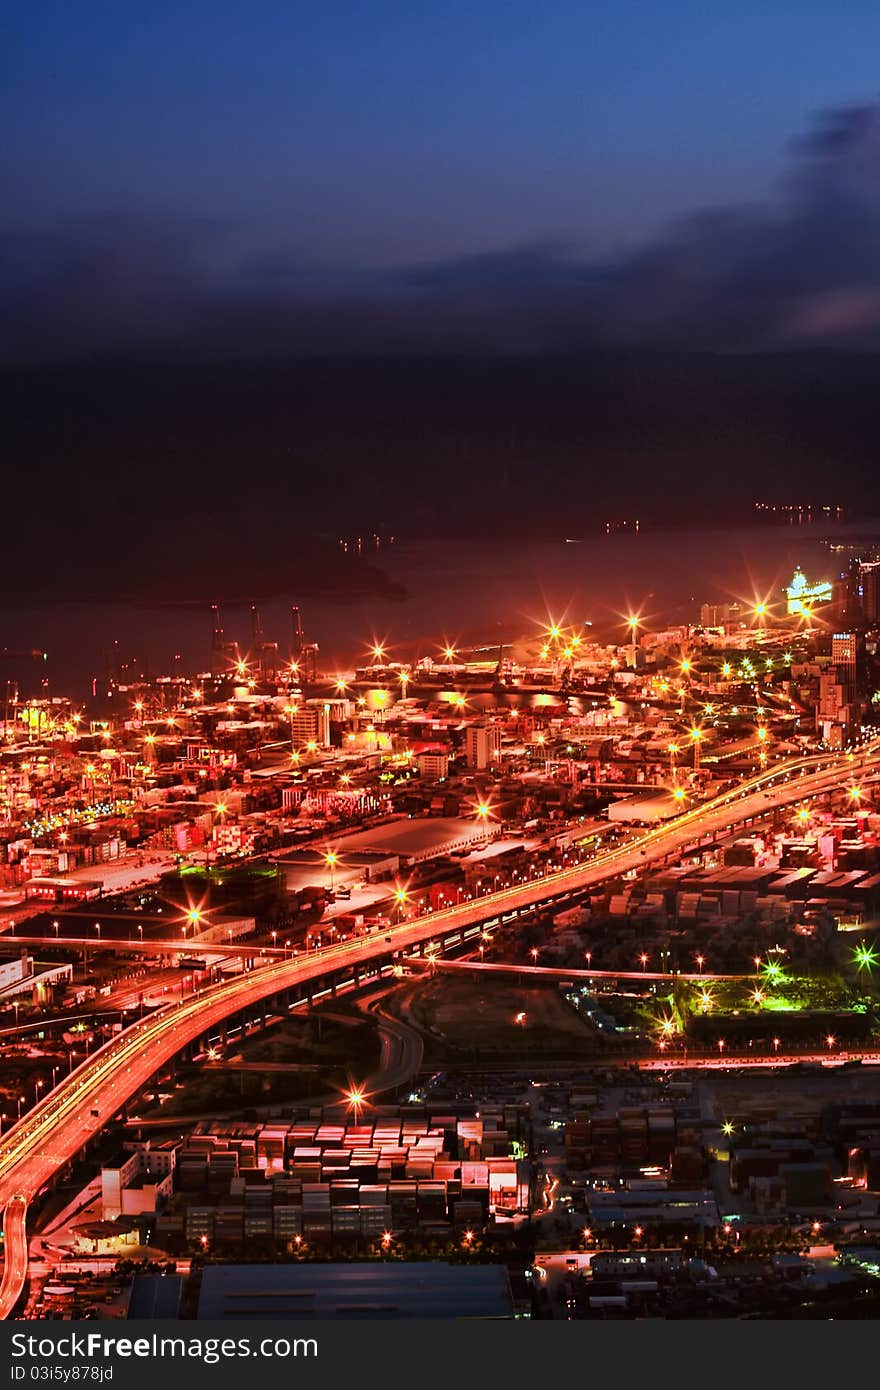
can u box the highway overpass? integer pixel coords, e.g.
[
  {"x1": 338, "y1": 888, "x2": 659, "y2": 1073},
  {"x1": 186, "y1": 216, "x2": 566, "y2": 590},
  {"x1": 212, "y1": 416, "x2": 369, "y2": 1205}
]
[{"x1": 406, "y1": 958, "x2": 758, "y2": 984}]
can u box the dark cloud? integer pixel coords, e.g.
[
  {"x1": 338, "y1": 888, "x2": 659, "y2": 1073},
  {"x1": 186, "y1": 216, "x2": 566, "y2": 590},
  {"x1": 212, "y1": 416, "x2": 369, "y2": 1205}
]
[{"x1": 4, "y1": 102, "x2": 880, "y2": 361}]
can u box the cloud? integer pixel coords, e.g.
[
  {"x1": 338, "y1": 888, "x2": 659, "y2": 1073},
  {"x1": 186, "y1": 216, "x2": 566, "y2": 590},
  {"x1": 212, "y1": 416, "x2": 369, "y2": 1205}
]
[{"x1": 4, "y1": 101, "x2": 880, "y2": 361}]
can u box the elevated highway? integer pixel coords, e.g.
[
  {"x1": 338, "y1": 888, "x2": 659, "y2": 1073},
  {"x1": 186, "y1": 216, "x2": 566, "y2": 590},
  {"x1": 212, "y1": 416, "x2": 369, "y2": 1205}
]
[{"x1": 406, "y1": 958, "x2": 757, "y2": 984}]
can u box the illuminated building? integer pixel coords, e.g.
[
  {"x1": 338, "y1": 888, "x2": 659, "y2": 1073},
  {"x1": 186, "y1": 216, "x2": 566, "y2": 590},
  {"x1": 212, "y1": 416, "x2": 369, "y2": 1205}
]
[
  {"x1": 831, "y1": 632, "x2": 858, "y2": 699},
  {"x1": 785, "y1": 568, "x2": 832, "y2": 618},
  {"x1": 290, "y1": 703, "x2": 330, "y2": 749},
  {"x1": 416, "y1": 749, "x2": 449, "y2": 780},
  {"x1": 699, "y1": 601, "x2": 741, "y2": 631},
  {"x1": 466, "y1": 723, "x2": 501, "y2": 770}
]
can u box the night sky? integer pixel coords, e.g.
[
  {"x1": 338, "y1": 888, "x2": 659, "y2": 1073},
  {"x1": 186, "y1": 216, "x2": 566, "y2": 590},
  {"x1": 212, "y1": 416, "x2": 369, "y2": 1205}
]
[
  {"x1": 7, "y1": 2, "x2": 876, "y2": 257},
  {"x1": 3, "y1": 3, "x2": 880, "y2": 601}
]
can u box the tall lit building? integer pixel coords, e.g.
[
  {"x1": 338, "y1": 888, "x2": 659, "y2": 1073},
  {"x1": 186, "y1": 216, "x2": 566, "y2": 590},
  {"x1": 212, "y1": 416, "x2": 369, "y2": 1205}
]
[
  {"x1": 290, "y1": 702, "x2": 330, "y2": 749},
  {"x1": 466, "y1": 723, "x2": 501, "y2": 770},
  {"x1": 831, "y1": 632, "x2": 858, "y2": 699},
  {"x1": 699, "y1": 602, "x2": 741, "y2": 630}
]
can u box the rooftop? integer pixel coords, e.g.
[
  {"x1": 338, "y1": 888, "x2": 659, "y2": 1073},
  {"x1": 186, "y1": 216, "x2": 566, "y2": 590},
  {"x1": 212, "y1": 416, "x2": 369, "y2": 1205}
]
[{"x1": 196, "y1": 1261, "x2": 514, "y2": 1319}]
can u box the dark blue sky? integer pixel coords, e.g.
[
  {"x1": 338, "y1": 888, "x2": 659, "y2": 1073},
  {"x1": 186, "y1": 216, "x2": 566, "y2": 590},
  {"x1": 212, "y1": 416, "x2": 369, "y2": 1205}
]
[
  {"x1": 5, "y1": 0, "x2": 880, "y2": 263},
  {"x1": 5, "y1": 2, "x2": 880, "y2": 360}
]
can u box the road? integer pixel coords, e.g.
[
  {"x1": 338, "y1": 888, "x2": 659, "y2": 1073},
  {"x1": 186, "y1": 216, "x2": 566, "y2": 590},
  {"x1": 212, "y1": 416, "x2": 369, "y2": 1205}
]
[
  {"x1": 1, "y1": 738, "x2": 877, "y2": 1317},
  {"x1": 2, "y1": 936, "x2": 283, "y2": 959},
  {"x1": 360, "y1": 989, "x2": 424, "y2": 1097}
]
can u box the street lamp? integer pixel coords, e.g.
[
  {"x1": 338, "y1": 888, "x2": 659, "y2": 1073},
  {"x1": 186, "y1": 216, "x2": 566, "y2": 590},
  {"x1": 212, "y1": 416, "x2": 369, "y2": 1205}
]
[
  {"x1": 324, "y1": 850, "x2": 338, "y2": 892},
  {"x1": 667, "y1": 742, "x2": 679, "y2": 777},
  {"x1": 346, "y1": 1085, "x2": 366, "y2": 1121},
  {"x1": 689, "y1": 725, "x2": 703, "y2": 771}
]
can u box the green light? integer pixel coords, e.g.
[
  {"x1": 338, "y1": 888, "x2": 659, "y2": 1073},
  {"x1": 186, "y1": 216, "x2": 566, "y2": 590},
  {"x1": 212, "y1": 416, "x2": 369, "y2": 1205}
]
[
  {"x1": 854, "y1": 942, "x2": 879, "y2": 973},
  {"x1": 722, "y1": 1122, "x2": 734, "y2": 1137}
]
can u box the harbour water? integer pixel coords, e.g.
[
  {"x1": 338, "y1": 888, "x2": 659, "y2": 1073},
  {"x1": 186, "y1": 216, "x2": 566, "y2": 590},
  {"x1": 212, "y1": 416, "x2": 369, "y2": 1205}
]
[{"x1": 0, "y1": 522, "x2": 871, "y2": 695}]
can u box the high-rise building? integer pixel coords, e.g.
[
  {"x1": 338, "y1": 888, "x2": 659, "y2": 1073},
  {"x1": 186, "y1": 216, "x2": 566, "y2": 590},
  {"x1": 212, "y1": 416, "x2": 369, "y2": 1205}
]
[
  {"x1": 699, "y1": 602, "x2": 741, "y2": 630},
  {"x1": 466, "y1": 724, "x2": 501, "y2": 770},
  {"x1": 859, "y1": 563, "x2": 880, "y2": 624},
  {"x1": 290, "y1": 702, "x2": 331, "y2": 749},
  {"x1": 831, "y1": 632, "x2": 858, "y2": 701}
]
